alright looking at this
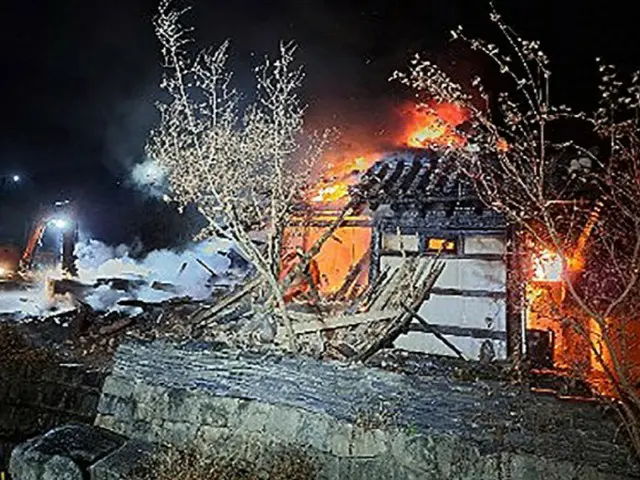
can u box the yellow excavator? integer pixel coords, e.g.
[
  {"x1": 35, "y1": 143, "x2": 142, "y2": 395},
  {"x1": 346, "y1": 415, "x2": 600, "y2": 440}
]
[{"x1": 0, "y1": 201, "x2": 77, "y2": 283}]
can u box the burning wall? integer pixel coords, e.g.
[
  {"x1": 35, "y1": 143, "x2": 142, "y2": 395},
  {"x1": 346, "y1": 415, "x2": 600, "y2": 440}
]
[
  {"x1": 283, "y1": 101, "x2": 471, "y2": 302},
  {"x1": 281, "y1": 222, "x2": 371, "y2": 297}
]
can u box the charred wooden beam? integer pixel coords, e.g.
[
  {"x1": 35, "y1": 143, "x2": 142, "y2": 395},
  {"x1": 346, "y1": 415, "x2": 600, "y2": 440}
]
[
  {"x1": 196, "y1": 276, "x2": 262, "y2": 326},
  {"x1": 400, "y1": 302, "x2": 466, "y2": 360},
  {"x1": 328, "y1": 248, "x2": 371, "y2": 301}
]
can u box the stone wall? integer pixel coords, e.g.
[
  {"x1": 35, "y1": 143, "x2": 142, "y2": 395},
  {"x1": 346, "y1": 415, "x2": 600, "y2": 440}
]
[
  {"x1": 0, "y1": 361, "x2": 107, "y2": 473},
  {"x1": 93, "y1": 341, "x2": 640, "y2": 480}
]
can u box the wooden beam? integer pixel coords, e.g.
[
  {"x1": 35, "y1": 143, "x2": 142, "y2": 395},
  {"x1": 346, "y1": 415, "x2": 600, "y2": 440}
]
[
  {"x1": 196, "y1": 277, "x2": 262, "y2": 325},
  {"x1": 400, "y1": 302, "x2": 466, "y2": 360},
  {"x1": 288, "y1": 310, "x2": 402, "y2": 335}
]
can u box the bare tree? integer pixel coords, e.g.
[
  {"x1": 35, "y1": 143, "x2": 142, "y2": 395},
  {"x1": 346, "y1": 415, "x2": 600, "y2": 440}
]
[
  {"x1": 393, "y1": 4, "x2": 640, "y2": 456},
  {"x1": 147, "y1": 0, "x2": 331, "y2": 350}
]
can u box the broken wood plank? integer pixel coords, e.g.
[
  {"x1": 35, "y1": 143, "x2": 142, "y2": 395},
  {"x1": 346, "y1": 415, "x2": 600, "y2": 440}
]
[
  {"x1": 198, "y1": 277, "x2": 262, "y2": 325},
  {"x1": 98, "y1": 317, "x2": 134, "y2": 336},
  {"x1": 328, "y1": 248, "x2": 371, "y2": 301},
  {"x1": 354, "y1": 260, "x2": 445, "y2": 363},
  {"x1": 178, "y1": 261, "x2": 188, "y2": 276},
  {"x1": 400, "y1": 301, "x2": 466, "y2": 360},
  {"x1": 196, "y1": 258, "x2": 217, "y2": 277},
  {"x1": 150, "y1": 281, "x2": 180, "y2": 293},
  {"x1": 368, "y1": 267, "x2": 399, "y2": 311},
  {"x1": 360, "y1": 265, "x2": 390, "y2": 311},
  {"x1": 353, "y1": 310, "x2": 414, "y2": 363},
  {"x1": 117, "y1": 297, "x2": 194, "y2": 308},
  {"x1": 288, "y1": 310, "x2": 402, "y2": 335}
]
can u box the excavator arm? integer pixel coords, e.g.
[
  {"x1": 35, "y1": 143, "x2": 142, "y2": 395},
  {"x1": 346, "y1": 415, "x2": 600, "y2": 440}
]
[{"x1": 19, "y1": 220, "x2": 47, "y2": 272}]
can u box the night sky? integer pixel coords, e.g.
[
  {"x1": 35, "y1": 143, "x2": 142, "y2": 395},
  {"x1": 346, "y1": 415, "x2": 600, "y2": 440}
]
[{"x1": 1, "y1": 0, "x2": 639, "y2": 247}]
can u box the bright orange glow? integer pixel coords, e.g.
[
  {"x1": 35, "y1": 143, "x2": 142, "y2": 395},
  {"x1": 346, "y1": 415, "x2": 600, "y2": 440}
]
[
  {"x1": 281, "y1": 222, "x2": 371, "y2": 299},
  {"x1": 427, "y1": 238, "x2": 456, "y2": 252},
  {"x1": 307, "y1": 101, "x2": 472, "y2": 207},
  {"x1": 496, "y1": 137, "x2": 509, "y2": 152},
  {"x1": 309, "y1": 154, "x2": 380, "y2": 205},
  {"x1": 401, "y1": 102, "x2": 469, "y2": 149},
  {"x1": 532, "y1": 249, "x2": 564, "y2": 282}
]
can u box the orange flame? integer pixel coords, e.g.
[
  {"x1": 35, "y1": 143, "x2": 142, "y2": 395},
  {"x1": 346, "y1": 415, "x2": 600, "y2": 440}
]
[
  {"x1": 532, "y1": 249, "x2": 564, "y2": 282},
  {"x1": 309, "y1": 153, "x2": 381, "y2": 206},
  {"x1": 308, "y1": 102, "x2": 470, "y2": 207},
  {"x1": 402, "y1": 102, "x2": 469, "y2": 149}
]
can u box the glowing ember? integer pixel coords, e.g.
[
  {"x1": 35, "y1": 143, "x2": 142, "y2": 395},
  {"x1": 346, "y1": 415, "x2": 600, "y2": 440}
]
[
  {"x1": 402, "y1": 102, "x2": 469, "y2": 149},
  {"x1": 309, "y1": 154, "x2": 379, "y2": 205},
  {"x1": 496, "y1": 137, "x2": 509, "y2": 152},
  {"x1": 307, "y1": 102, "x2": 471, "y2": 207},
  {"x1": 532, "y1": 249, "x2": 564, "y2": 281}
]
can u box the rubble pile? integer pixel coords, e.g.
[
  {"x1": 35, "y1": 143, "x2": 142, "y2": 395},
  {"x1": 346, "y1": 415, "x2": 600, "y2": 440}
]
[{"x1": 0, "y1": 248, "x2": 449, "y2": 369}]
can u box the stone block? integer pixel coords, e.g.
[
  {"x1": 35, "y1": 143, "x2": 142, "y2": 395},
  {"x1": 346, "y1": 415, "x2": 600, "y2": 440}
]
[
  {"x1": 98, "y1": 394, "x2": 135, "y2": 420},
  {"x1": 100, "y1": 375, "x2": 134, "y2": 400},
  {"x1": 90, "y1": 341, "x2": 640, "y2": 480},
  {"x1": 335, "y1": 456, "x2": 405, "y2": 480},
  {"x1": 193, "y1": 394, "x2": 230, "y2": 427},
  {"x1": 297, "y1": 413, "x2": 334, "y2": 453},
  {"x1": 266, "y1": 406, "x2": 304, "y2": 441},
  {"x1": 11, "y1": 451, "x2": 83, "y2": 480},
  {"x1": 161, "y1": 420, "x2": 199, "y2": 447},
  {"x1": 164, "y1": 388, "x2": 197, "y2": 423},
  {"x1": 327, "y1": 423, "x2": 354, "y2": 457},
  {"x1": 502, "y1": 452, "x2": 619, "y2": 480},
  {"x1": 90, "y1": 438, "x2": 155, "y2": 480},
  {"x1": 236, "y1": 402, "x2": 272, "y2": 435},
  {"x1": 194, "y1": 425, "x2": 232, "y2": 450},
  {"x1": 132, "y1": 383, "x2": 169, "y2": 420},
  {"x1": 9, "y1": 423, "x2": 126, "y2": 480},
  {"x1": 350, "y1": 428, "x2": 389, "y2": 458}
]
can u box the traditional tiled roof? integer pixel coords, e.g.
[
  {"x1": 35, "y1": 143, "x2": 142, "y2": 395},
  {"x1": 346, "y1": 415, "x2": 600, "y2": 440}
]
[{"x1": 350, "y1": 148, "x2": 475, "y2": 209}]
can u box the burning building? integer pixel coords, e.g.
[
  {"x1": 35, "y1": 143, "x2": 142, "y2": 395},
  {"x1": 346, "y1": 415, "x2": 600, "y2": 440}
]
[
  {"x1": 282, "y1": 101, "x2": 616, "y2": 378},
  {"x1": 354, "y1": 151, "x2": 510, "y2": 361},
  {"x1": 282, "y1": 102, "x2": 519, "y2": 361}
]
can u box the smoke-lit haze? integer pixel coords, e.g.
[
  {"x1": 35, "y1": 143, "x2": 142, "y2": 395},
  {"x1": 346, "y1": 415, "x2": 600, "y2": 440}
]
[
  {"x1": 0, "y1": 238, "x2": 243, "y2": 317},
  {"x1": 1, "y1": 0, "x2": 639, "y2": 247}
]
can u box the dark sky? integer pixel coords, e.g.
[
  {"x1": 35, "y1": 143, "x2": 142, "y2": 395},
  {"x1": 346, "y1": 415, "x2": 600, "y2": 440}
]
[{"x1": 1, "y1": 0, "x2": 639, "y2": 245}]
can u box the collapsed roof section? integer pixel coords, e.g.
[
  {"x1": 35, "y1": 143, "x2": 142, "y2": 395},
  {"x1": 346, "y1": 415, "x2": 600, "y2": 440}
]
[
  {"x1": 349, "y1": 148, "x2": 505, "y2": 230},
  {"x1": 351, "y1": 148, "x2": 473, "y2": 208}
]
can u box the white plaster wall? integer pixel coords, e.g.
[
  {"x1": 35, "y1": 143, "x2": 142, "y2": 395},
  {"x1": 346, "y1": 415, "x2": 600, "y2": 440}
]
[
  {"x1": 463, "y1": 234, "x2": 506, "y2": 255},
  {"x1": 394, "y1": 330, "x2": 508, "y2": 360},
  {"x1": 380, "y1": 256, "x2": 507, "y2": 292},
  {"x1": 381, "y1": 233, "x2": 420, "y2": 252},
  {"x1": 417, "y1": 294, "x2": 506, "y2": 331},
  {"x1": 379, "y1": 234, "x2": 508, "y2": 360}
]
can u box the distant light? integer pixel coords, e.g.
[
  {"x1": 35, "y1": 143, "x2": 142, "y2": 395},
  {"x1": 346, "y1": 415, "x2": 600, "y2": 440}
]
[
  {"x1": 50, "y1": 218, "x2": 70, "y2": 230},
  {"x1": 12, "y1": 174, "x2": 20, "y2": 182}
]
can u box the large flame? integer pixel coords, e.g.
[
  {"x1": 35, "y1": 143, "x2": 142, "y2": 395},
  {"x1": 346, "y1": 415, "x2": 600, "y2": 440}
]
[
  {"x1": 308, "y1": 101, "x2": 469, "y2": 207},
  {"x1": 532, "y1": 249, "x2": 564, "y2": 282},
  {"x1": 293, "y1": 101, "x2": 471, "y2": 302},
  {"x1": 402, "y1": 102, "x2": 469, "y2": 149}
]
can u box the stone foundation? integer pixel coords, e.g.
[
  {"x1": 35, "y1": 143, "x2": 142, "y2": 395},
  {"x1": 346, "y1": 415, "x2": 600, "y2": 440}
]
[
  {"x1": 88, "y1": 341, "x2": 639, "y2": 479},
  {"x1": 0, "y1": 361, "x2": 106, "y2": 473}
]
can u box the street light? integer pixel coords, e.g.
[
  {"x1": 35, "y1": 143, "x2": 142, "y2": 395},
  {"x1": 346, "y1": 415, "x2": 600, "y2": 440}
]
[
  {"x1": 1, "y1": 173, "x2": 22, "y2": 188},
  {"x1": 49, "y1": 217, "x2": 71, "y2": 230}
]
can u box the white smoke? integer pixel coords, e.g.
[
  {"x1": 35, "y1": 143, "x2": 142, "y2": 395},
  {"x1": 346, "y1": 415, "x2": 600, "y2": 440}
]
[
  {"x1": 75, "y1": 238, "x2": 236, "y2": 310},
  {"x1": 130, "y1": 158, "x2": 168, "y2": 197},
  {"x1": 0, "y1": 268, "x2": 76, "y2": 318},
  {"x1": 0, "y1": 237, "x2": 242, "y2": 318}
]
